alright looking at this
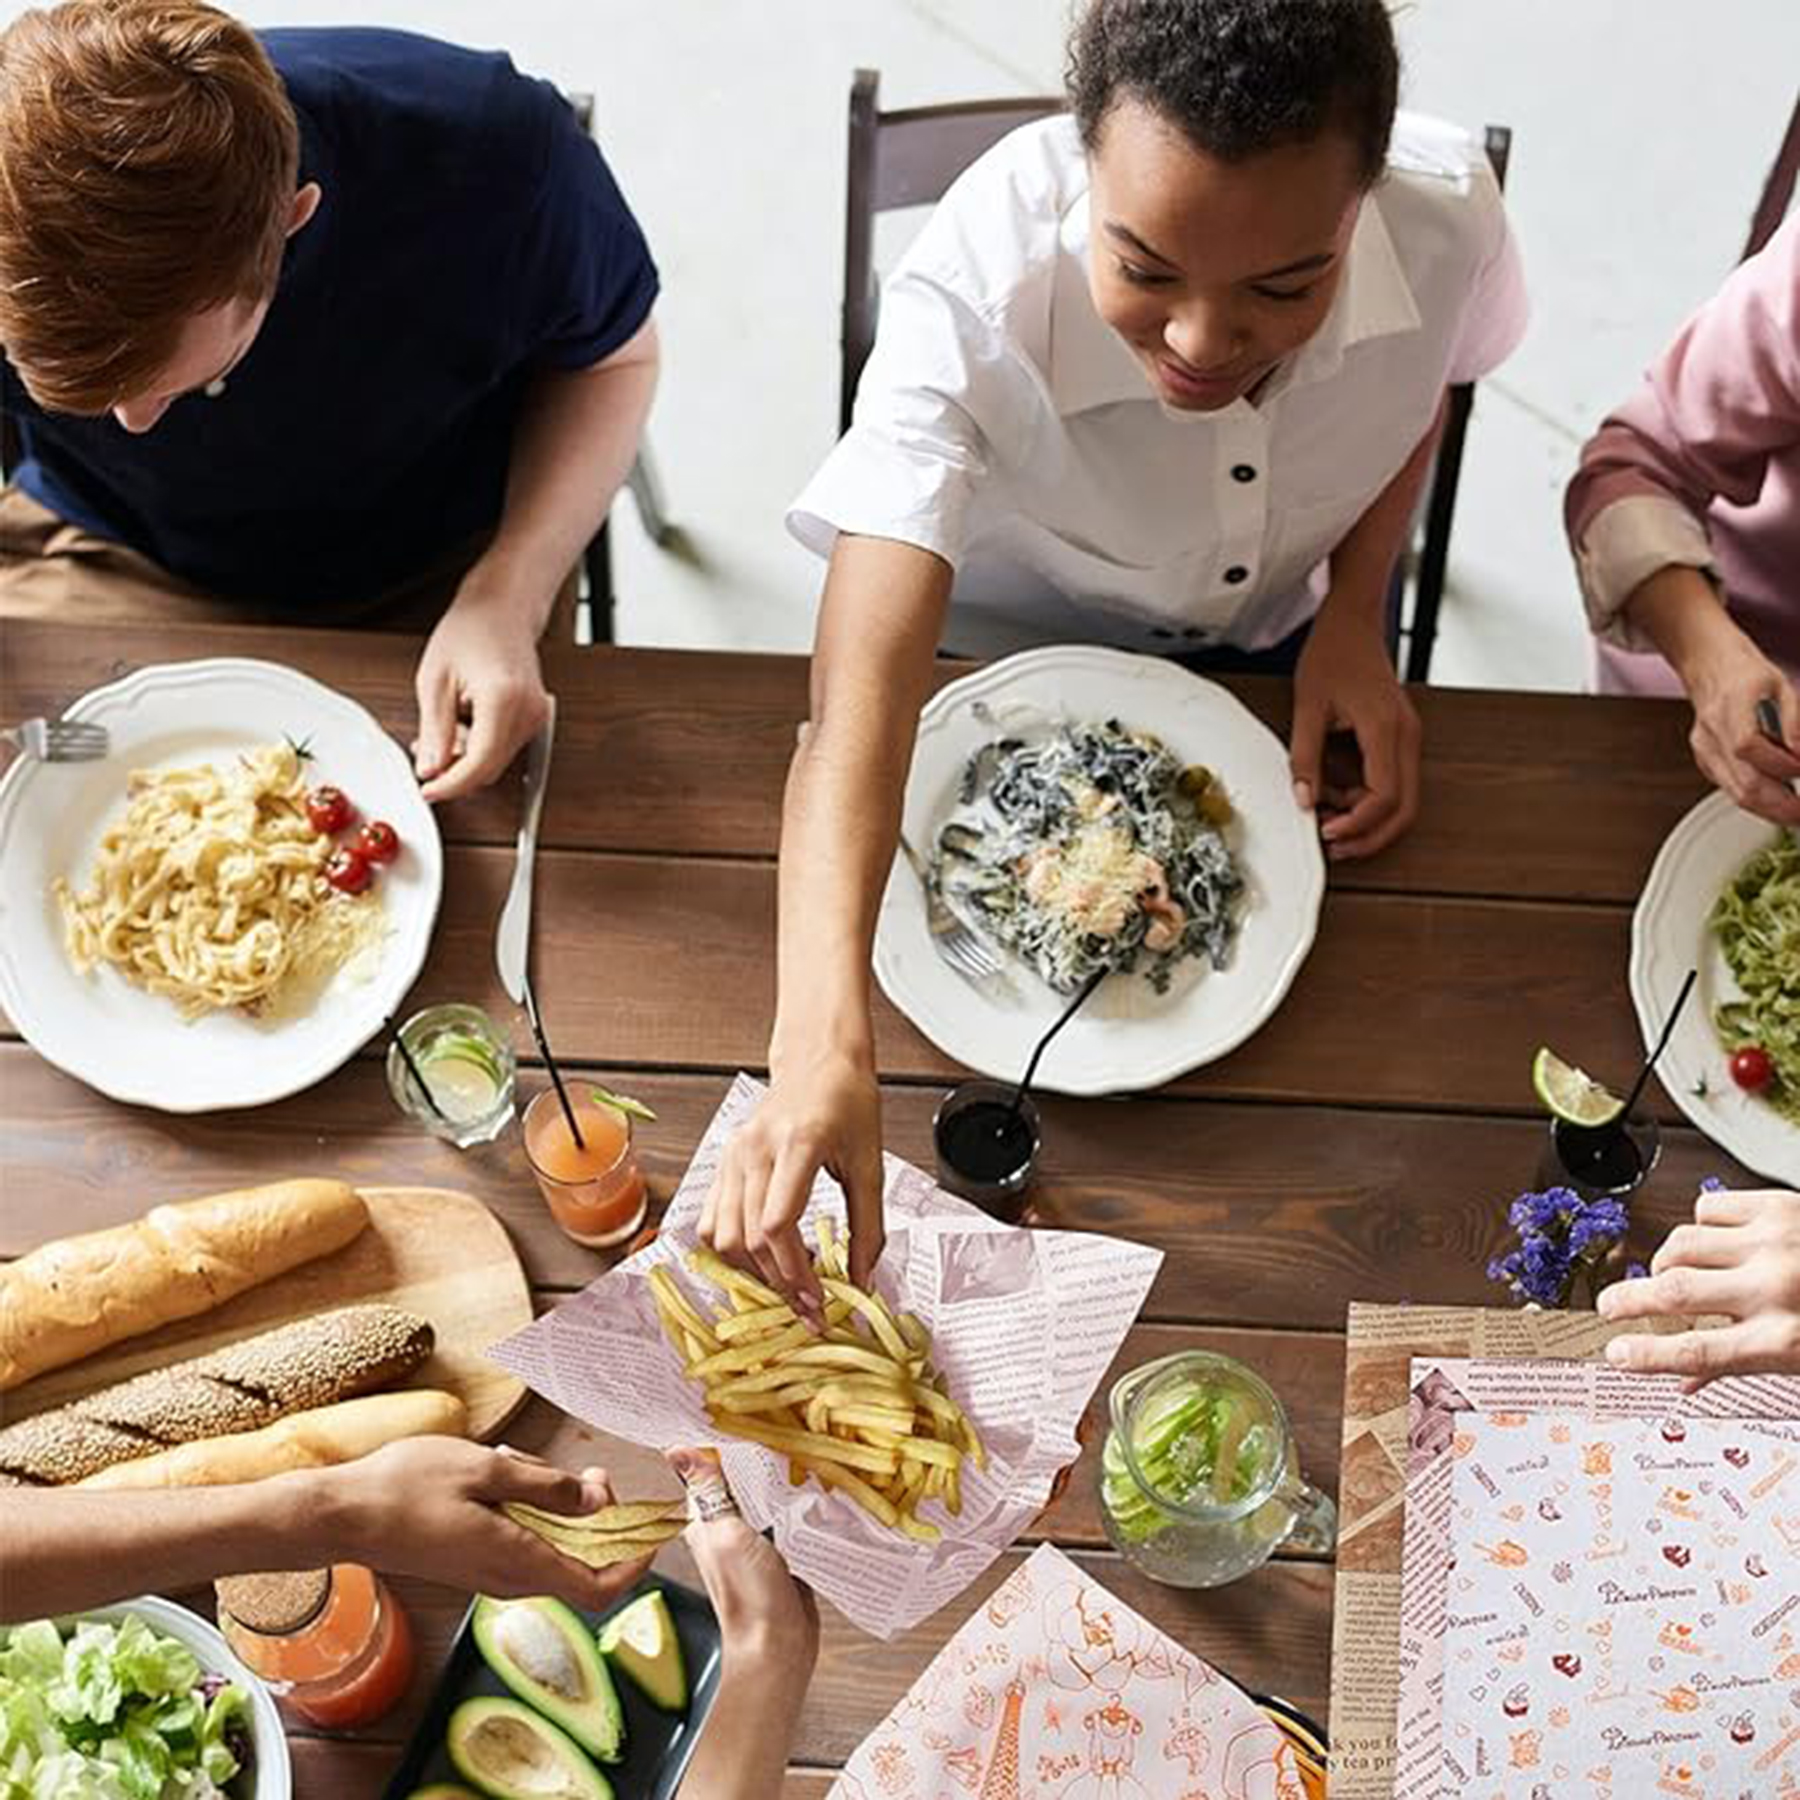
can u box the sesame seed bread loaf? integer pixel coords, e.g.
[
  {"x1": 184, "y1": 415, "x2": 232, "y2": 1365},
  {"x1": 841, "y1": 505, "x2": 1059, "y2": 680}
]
[
  {"x1": 0, "y1": 1179, "x2": 369, "y2": 1392},
  {"x1": 0, "y1": 1303, "x2": 432, "y2": 1485}
]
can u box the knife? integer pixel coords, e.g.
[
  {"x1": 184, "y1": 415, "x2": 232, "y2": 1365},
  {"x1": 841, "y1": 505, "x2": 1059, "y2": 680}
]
[{"x1": 496, "y1": 699, "x2": 556, "y2": 1005}]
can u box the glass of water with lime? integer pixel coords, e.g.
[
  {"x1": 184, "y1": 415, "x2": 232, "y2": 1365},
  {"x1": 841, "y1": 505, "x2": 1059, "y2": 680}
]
[
  {"x1": 1099, "y1": 1351, "x2": 1336, "y2": 1588},
  {"x1": 386, "y1": 1003, "x2": 516, "y2": 1148}
]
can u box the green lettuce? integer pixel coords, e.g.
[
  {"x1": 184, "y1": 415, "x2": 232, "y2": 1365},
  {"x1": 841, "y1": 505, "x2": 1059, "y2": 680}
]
[{"x1": 0, "y1": 1614, "x2": 247, "y2": 1800}]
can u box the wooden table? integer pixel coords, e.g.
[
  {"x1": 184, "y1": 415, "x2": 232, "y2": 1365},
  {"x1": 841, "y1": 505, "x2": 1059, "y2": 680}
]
[{"x1": 0, "y1": 617, "x2": 1748, "y2": 1796}]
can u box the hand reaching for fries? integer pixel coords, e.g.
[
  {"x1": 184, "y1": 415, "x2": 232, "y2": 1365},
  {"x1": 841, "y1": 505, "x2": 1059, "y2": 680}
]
[
  {"x1": 699, "y1": 1054, "x2": 886, "y2": 1325},
  {"x1": 649, "y1": 1221, "x2": 985, "y2": 1544}
]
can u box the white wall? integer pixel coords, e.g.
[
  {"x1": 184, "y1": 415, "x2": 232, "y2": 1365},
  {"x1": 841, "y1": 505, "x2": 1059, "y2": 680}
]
[{"x1": 3, "y1": 0, "x2": 1795, "y2": 687}]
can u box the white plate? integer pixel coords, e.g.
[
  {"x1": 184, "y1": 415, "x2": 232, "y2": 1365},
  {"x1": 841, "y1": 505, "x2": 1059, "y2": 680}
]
[
  {"x1": 1631, "y1": 791, "x2": 1800, "y2": 1186},
  {"x1": 0, "y1": 658, "x2": 442, "y2": 1112},
  {"x1": 77, "y1": 1597, "x2": 291, "y2": 1799},
  {"x1": 874, "y1": 645, "x2": 1325, "y2": 1095}
]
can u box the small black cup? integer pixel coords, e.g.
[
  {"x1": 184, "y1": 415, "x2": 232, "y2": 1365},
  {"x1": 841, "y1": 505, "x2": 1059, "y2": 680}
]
[{"x1": 932, "y1": 1080, "x2": 1042, "y2": 1221}]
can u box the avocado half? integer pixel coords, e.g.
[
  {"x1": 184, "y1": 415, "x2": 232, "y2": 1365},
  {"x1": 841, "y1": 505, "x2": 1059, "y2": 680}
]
[
  {"x1": 404, "y1": 1788, "x2": 482, "y2": 1799},
  {"x1": 446, "y1": 1697, "x2": 614, "y2": 1800},
  {"x1": 472, "y1": 1596, "x2": 625, "y2": 1763},
  {"x1": 597, "y1": 1589, "x2": 688, "y2": 1713}
]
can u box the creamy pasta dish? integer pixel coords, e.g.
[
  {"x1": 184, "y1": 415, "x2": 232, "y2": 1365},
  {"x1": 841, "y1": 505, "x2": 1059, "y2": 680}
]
[
  {"x1": 56, "y1": 743, "x2": 380, "y2": 1019},
  {"x1": 932, "y1": 720, "x2": 1246, "y2": 995}
]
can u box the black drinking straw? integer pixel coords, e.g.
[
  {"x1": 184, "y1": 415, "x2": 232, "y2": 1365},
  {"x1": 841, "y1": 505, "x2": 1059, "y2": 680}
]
[
  {"x1": 1616, "y1": 965, "x2": 1698, "y2": 1126},
  {"x1": 390, "y1": 1019, "x2": 447, "y2": 1122},
  {"x1": 1007, "y1": 966, "x2": 1108, "y2": 1122},
  {"x1": 521, "y1": 975, "x2": 585, "y2": 1150}
]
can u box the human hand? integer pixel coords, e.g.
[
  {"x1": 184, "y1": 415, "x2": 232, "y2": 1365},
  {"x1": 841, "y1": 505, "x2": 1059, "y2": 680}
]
[
  {"x1": 667, "y1": 1448, "x2": 817, "y2": 1668},
  {"x1": 1289, "y1": 602, "x2": 1422, "y2": 860},
  {"x1": 413, "y1": 576, "x2": 553, "y2": 804},
  {"x1": 1680, "y1": 637, "x2": 1800, "y2": 827},
  {"x1": 1599, "y1": 1187, "x2": 1800, "y2": 1385},
  {"x1": 313, "y1": 1437, "x2": 654, "y2": 1607},
  {"x1": 700, "y1": 1047, "x2": 885, "y2": 1325}
]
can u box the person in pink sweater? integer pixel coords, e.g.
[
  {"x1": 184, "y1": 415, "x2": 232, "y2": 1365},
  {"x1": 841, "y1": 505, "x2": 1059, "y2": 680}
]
[{"x1": 1565, "y1": 214, "x2": 1800, "y2": 827}]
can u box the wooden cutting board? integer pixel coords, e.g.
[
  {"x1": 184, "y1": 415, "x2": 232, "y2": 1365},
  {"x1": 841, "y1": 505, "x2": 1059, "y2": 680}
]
[{"x1": 4, "y1": 1187, "x2": 532, "y2": 1441}]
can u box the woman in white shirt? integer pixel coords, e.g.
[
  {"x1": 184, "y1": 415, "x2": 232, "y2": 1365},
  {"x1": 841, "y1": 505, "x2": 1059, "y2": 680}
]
[{"x1": 701, "y1": 0, "x2": 1528, "y2": 1306}]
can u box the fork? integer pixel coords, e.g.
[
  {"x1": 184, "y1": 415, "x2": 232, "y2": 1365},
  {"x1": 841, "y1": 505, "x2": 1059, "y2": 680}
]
[
  {"x1": 2, "y1": 717, "x2": 110, "y2": 762},
  {"x1": 898, "y1": 832, "x2": 1003, "y2": 981}
]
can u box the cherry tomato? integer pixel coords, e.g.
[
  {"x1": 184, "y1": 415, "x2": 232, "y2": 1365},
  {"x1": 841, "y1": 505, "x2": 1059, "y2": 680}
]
[
  {"x1": 354, "y1": 819, "x2": 400, "y2": 864},
  {"x1": 305, "y1": 786, "x2": 356, "y2": 835},
  {"x1": 324, "y1": 846, "x2": 372, "y2": 894},
  {"x1": 1730, "y1": 1046, "x2": 1774, "y2": 1093}
]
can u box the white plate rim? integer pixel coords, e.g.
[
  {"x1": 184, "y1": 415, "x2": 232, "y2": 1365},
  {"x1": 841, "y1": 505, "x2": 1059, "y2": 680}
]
[
  {"x1": 1629, "y1": 789, "x2": 1800, "y2": 1187},
  {"x1": 0, "y1": 656, "x2": 443, "y2": 1113},
  {"x1": 874, "y1": 644, "x2": 1325, "y2": 1095}
]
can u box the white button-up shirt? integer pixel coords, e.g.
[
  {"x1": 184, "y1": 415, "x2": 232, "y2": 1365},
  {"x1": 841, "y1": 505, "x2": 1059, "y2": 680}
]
[{"x1": 791, "y1": 112, "x2": 1528, "y2": 656}]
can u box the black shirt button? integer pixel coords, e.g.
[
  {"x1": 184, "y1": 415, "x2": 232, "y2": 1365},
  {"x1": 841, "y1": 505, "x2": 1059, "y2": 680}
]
[
  {"x1": 1223, "y1": 565, "x2": 1249, "y2": 585},
  {"x1": 1231, "y1": 463, "x2": 1257, "y2": 483},
  {"x1": 1149, "y1": 627, "x2": 1176, "y2": 640}
]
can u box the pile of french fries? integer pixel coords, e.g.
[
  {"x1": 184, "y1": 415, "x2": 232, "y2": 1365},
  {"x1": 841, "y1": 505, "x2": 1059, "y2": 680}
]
[{"x1": 647, "y1": 1218, "x2": 985, "y2": 1543}]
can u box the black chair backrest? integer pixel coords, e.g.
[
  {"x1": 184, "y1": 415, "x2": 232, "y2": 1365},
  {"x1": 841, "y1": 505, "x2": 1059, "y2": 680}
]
[
  {"x1": 1744, "y1": 90, "x2": 1799, "y2": 262},
  {"x1": 841, "y1": 70, "x2": 1060, "y2": 434}
]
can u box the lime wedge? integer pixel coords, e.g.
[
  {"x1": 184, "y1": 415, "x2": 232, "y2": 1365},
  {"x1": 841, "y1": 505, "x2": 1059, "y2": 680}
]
[
  {"x1": 589, "y1": 1084, "x2": 657, "y2": 1123},
  {"x1": 425, "y1": 1030, "x2": 505, "y2": 1083},
  {"x1": 423, "y1": 1055, "x2": 502, "y2": 1123},
  {"x1": 1532, "y1": 1047, "x2": 1624, "y2": 1127}
]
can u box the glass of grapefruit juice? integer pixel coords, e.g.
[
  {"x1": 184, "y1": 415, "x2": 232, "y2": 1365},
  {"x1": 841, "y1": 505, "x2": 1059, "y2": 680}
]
[{"x1": 523, "y1": 1087, "x2": 648, "y2": 1247}]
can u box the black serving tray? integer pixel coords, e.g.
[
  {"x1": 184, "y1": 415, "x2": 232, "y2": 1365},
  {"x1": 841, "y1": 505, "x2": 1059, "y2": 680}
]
[{"x1": 382, "y1": 1578, "x2": 722, "y2": 1800}]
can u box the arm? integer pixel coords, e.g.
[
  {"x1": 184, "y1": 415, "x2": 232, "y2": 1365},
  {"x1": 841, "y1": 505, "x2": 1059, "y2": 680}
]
[
  {"x1": 1287, "y1": 395, "x2": 1445, "y2": 860},
  {"x1": 414, "y1": 317, "x2": 661, "y2": 801},
  {"x1": 1, "y1": 1439, "x2": 651, "y2": 1622},
  {"x1": 700, "y1": 535, "x2": 950, "y2": 1311},
  {"x1": 668, "y1": 1450, "x2": 817, "y2": 1800}
]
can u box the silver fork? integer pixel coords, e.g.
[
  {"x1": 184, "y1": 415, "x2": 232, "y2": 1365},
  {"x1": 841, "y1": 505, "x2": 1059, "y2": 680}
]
[
  {"x1": 2, "y1": 717, "x2": 110, "y2": 762},
  {"x1": 899, "y1": 831, "x2": 1002, "y2": 981}
]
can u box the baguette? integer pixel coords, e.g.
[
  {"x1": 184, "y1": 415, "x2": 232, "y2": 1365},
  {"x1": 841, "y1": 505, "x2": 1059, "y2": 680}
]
[
  {"x1": 0, "y1": 1179, "x2": 369, "y2": 1392},
  {"x1": 0, "y1": 1303, "x2": 432, "y2": 1486},
  {"x1": 76, "y1": 1389, "x2": 467, "y2": 1489}
]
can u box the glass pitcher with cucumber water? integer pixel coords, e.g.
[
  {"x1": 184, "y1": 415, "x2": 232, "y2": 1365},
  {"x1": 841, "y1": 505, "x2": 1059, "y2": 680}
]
[{"x1": 1100, "y1": 1351, "x2": 1336, "y2": 1587}]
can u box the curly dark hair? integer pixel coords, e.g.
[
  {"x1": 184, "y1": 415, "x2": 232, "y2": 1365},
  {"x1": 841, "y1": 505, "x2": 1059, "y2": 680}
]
[{"x1": 1067, "y1": 0, "x2": 1400, "y2": 187}]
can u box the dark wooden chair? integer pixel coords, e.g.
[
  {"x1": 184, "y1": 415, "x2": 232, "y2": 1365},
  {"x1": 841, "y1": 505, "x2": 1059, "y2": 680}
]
[
  {"x1": 1743, "y1": 90, "x2": 1799, "y2": 262},
  {"x1": 568, "y1": 91, "x2": 673, "y2": 646},
  {"x1": 839, "y1": 67, "x2": 1509, "y2": 683}
]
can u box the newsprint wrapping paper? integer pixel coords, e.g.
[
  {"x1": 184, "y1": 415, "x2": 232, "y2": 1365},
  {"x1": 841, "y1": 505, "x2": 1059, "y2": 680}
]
[
  {"x1": 1327, "y1": 1302, "x2": 1703, "y2": 1797},
  {"x1": 490, "y1": 1075, "x2": 1163, "y2": 1637}
]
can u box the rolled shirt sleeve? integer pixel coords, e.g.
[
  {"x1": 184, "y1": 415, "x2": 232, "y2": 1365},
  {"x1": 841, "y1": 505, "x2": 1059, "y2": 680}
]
[
  {"x1": 788, "y1": 270, "x2": 1013, "y2": 570},
  {"x1": 1566, "y1": 213, "x2": 1800, "y2": 651}
]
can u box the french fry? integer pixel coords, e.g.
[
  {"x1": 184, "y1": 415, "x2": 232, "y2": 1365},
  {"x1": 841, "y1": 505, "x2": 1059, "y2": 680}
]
[
  {"x1": 646, "y1": 1237, "x2": 985, "y2": 1542},
  {"x1": 706, "y1": 1409, "x2": 898, "y2": 1476},
  {"x1": 687, "y1": 1248, "x2": 785, "y2": 1310},
  {"x1": 714, "y1": 1303, "x2": 797, "y2": 1342},
  {"x1": 820, "y1": 1278, "x2": 911, "y2": 1362}
]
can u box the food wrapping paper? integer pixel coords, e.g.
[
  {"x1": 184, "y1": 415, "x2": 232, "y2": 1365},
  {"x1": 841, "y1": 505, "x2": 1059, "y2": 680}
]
[
  {"x1": 488, "y1": 1075, "x2": 1163, "y2": 1637},
  {"x1": 1394, "y1": 1357, "x2": 1800, "y2": 1798},
  {"x1": 828, "y1": 1543, "x2": 1303, "y2": 1799}
]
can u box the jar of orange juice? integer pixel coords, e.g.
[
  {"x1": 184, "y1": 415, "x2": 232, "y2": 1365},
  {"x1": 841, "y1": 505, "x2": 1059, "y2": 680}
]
[
  {"x1": 216, "y1": 1565, "x2": 414, "y2": 1732},
  {"x1": 523, "y1": 1084, "x2": 650, "y2": 1248}
]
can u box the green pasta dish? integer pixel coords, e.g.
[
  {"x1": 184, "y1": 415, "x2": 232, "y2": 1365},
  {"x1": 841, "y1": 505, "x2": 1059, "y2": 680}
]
[{"x1": 1711, "y1": 833, "x2": 1800, "y2": 1125}]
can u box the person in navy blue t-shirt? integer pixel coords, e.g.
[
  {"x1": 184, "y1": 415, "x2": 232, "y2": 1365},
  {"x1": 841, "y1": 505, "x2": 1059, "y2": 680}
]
[{"x1": 0, "y1": 3, "x2": 659, "y2": 800}]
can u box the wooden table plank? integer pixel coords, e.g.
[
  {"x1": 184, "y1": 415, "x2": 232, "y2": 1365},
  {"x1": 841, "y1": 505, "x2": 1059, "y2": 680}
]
[
  {"x1": 392, "y1": 846, "x2": 1686, "y2": 1121},
  {"x1": 0, "y1": 1052, "x2": 1737, "y2": 1329},
  {"x1": 0, "y1": 617, "x2": 1703, "y2": 902}
]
